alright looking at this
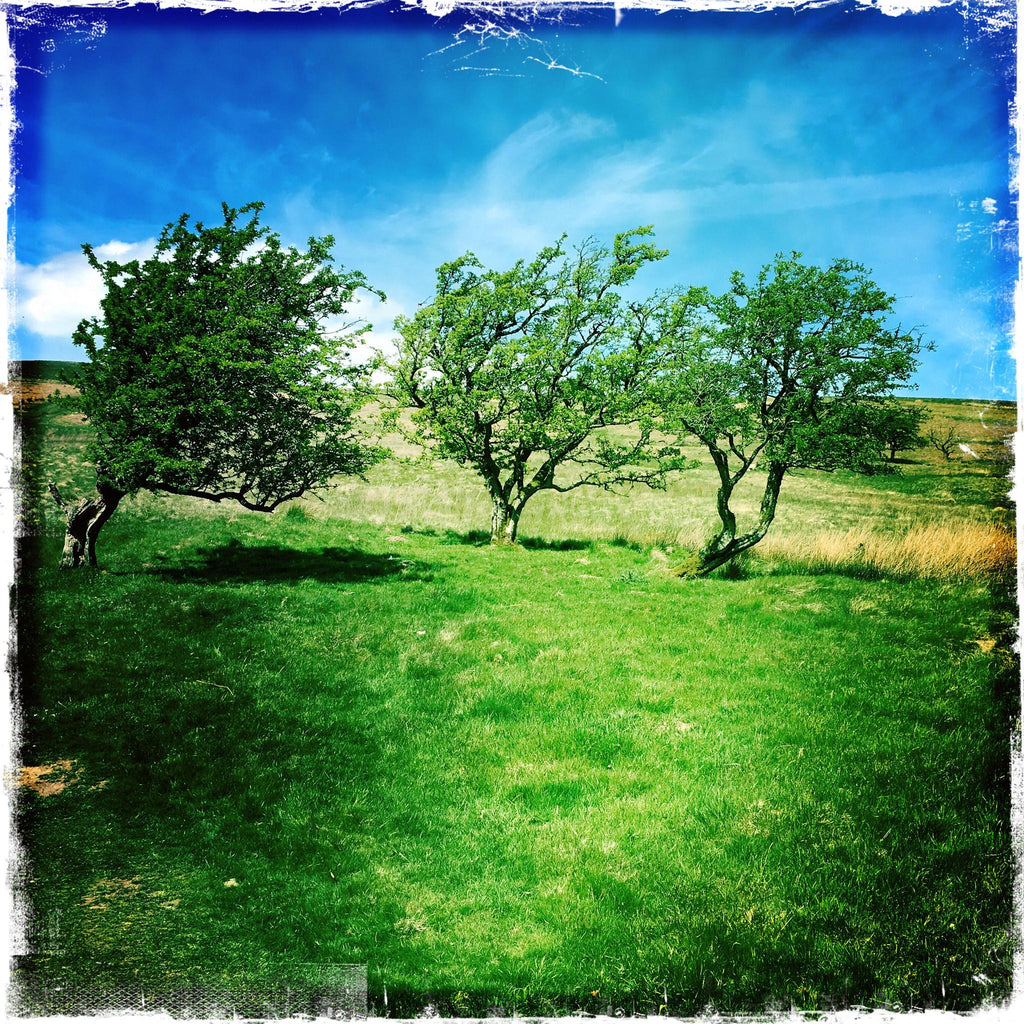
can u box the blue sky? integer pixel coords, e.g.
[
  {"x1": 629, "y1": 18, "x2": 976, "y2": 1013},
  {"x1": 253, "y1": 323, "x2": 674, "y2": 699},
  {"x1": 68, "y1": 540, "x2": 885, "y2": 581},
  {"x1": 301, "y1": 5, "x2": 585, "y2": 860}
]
[{"x1": 9, "y1": 3, "x2": 1017, "y2": 398}]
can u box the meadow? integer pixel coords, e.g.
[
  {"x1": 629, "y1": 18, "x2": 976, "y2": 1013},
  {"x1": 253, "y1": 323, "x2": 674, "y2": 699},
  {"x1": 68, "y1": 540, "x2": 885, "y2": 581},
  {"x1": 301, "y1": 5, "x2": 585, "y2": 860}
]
[{"x1": 10, "y1": 367, "x2": 1019, "y2": 1016}]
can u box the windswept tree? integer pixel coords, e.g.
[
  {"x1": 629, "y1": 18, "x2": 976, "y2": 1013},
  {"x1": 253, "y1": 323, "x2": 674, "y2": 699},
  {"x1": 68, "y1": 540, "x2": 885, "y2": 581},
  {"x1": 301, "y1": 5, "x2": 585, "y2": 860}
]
[
  {"x1": 658, "y1": 253, "x2": 924, "y2": 576},
  {"x1": 384, "y1": 228, "x2": 688, "y2": 545},
  {"x1": 50, "y1": 202, "x2": 383, "y2": 568}
]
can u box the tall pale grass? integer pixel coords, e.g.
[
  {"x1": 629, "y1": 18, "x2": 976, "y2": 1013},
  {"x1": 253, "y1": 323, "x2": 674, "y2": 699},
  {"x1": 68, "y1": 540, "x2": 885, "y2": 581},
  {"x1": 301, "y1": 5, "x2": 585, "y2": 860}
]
[{"x1": 757, "y1": 521, "x2": 1016, "y2": 580}]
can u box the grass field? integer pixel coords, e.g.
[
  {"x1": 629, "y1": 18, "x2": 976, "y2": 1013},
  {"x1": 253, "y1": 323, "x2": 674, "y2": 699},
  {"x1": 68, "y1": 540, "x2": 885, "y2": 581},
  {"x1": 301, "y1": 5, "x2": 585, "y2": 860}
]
[{"x1": 9, "y1": 375, "x2": 1019, "y2": 1015}]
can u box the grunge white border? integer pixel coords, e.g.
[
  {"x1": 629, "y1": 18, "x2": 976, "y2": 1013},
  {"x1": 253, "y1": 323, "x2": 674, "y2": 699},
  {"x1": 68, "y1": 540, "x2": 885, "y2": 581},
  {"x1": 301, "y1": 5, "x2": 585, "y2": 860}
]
[{"x1": 0, "y1": 0, "x2": 1015, "y2": 29}]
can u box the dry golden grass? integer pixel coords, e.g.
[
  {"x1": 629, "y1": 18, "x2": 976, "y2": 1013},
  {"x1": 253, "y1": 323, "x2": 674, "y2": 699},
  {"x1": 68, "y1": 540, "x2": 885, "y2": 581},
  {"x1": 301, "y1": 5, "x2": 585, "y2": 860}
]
[
  {"x1": 758, "y1": 521, "x2": 1016, "y2": 580},
  {"x1": 14, "y1": 760, "x2": 82, "y2": 797},
  {"x1": 3, "y1": 379, "x2": 78, "y2": 408}
]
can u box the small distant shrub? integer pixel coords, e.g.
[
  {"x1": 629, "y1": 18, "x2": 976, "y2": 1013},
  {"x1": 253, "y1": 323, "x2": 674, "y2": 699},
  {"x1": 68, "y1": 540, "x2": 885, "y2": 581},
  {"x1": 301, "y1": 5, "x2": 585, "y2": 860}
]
[
  {"x1": 876, "y1": 404, "x2": 929, "y2": 461},
  {"x1": 928, "y1": 425, "x2": 962, "y2": 461}
]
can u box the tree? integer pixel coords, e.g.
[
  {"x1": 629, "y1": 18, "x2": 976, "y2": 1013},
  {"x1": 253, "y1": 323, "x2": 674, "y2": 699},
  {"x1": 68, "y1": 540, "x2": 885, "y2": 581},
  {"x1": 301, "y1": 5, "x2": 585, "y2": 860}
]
[
  {"x1": 657, "y1": 253, "x2": 924, "y2": 576},
  {"x1": 50, "y1": 202, "x2": 382, "y2": 568},
  {"x1": 383, "y1": 228, "x2": 687, "y2": 545},
  {"x1": 875, "y1": 402, "x2": 928, "y2": 461},
  {"x1": 927, "y1": 424, "x2": 962, "y2": 460}
]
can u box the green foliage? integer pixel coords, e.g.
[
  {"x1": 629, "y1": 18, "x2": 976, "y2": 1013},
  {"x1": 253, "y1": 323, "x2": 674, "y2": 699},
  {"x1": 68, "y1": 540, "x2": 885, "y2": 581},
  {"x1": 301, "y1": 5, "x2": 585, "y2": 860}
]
[
  {"x1": 67, "y1": 201, "x2": 382, "y2": 510},
  {"x1": 383, "y1": 228, "x2": 691, "y2": 542},
  {"x1": 658, "y1": 253, "x2": 925, "y2": 571},
  {"x1": 872, "y1": 402, "x2": 929, "y2": 460},
  {"x1": 665, "y1": 253, "x2": 923, "y2": 471}
]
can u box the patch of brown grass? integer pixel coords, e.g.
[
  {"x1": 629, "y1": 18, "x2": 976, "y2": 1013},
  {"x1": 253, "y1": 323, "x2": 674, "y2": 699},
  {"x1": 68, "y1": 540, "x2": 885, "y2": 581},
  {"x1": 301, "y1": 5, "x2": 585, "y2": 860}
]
[
  {"x1": 3, "y1": 380, "x2": 78, "y2": 406},
  {"x1": 16, "y1": 760, "x2": 82, "y2": 797},
  {"x1": 82, "y1": 876, "x2": 142, "y2": 912},
  {"x1": 760, "y1": 521, "x2": 1016, "y2": 580}
]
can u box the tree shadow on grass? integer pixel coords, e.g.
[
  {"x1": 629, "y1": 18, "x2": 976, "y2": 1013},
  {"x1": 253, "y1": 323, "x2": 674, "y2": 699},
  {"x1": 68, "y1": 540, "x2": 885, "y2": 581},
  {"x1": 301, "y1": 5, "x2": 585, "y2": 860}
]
[
  {"x1": 148, "y1": 539, "x2": 433, "y2": 584},
  {"x1": 437, "y1": 527, "x2": 592, "y2": 551},
  {"x1": 702, "y1": 557, "x2": 901, "y2": 584},
  {"x1": 520, "y1": 535, "x2": 593, "y2": 551},
  {"x1": 14, "y1": 560, "x2": 395, "y2": 990}
]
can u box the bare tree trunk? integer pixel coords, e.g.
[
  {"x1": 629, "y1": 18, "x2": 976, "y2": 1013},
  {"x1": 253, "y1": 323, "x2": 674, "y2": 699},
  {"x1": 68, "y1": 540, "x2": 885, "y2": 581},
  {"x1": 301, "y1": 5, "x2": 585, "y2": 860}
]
[
  {"x1": 688, "y1": 449, "x2": 739, "y2": 573},
  {"x1": 49, "y1": 480, "x2": 124, "y2": 569},
  {"x1": 694, "y1": 461, "x2": 786, "y2": 576},
  {"x1": 490, "y1": 499, "x2": 520, "y2": 546},
  {"x1": 697, "y1": 451, "x2": 737, "y2": 568}
]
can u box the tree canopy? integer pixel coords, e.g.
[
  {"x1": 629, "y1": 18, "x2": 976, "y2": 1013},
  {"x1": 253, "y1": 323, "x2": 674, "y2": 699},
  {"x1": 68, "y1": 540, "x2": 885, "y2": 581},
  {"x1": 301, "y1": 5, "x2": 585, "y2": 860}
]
[
  {"x1": 657, "y1": 253, "x2": 924, "y2": 575},
  {"x1": 384, "y1": 228, "x2": 687, "y2": 544},
  {"x1": 51, "y1": 201, "x2": 382, "y2": 567},
  {"x1": 873, "y1": 402, "x2": 928, "y2": 461}
]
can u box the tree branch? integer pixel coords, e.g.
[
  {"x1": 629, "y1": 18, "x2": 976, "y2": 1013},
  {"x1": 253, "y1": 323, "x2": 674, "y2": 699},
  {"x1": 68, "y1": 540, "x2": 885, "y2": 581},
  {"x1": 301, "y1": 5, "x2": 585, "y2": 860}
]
[
  {"x1": 545, "y1": 466, "x2": 665, "y2": 494},
  {"x1": 148, "y1": 482, "x2": 310, "y2": 512},
  {"x1": 47, "y1": 482, "x2": 71, "y2": 518}
]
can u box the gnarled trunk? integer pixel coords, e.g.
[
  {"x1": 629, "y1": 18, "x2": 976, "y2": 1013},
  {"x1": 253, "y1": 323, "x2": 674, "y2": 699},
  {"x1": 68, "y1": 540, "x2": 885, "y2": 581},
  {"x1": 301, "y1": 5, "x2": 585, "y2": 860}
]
[
  {"x1": 49, "y1": 481, "x2": 124, "y2": 569},
  {"x1": 490, "y1": 499, "x2": 521, "y2": 546},
  {"x1": 694, "y1": 461, "x2": 786, "y2": 576}
]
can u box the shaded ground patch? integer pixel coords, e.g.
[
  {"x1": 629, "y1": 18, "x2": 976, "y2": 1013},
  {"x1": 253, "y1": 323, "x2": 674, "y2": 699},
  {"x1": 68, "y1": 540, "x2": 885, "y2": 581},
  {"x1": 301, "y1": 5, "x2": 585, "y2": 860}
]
[
  {"x1": 439, "y1": 527, "x2": 593, "y2": 551},
  {"x1": 148, "y1": 539, "x2": 434, "y2": 584}
]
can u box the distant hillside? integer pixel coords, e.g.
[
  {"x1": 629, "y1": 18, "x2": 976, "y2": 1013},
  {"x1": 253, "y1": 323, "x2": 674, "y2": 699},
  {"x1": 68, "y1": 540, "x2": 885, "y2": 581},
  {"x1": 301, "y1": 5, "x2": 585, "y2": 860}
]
[
  {"x1": 9, "y1": 359, "x2": 85, "y2": 382},
  {"x1": 915, "y1": 396, "x2": 1016, "y2": 408}
]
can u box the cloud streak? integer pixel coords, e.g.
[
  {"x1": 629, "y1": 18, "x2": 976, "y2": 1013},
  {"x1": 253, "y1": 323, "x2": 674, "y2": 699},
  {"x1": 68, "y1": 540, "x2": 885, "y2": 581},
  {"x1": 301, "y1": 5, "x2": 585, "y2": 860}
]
[{"x1": 312, "y1": 103, "x2": 999, "y2": 274}]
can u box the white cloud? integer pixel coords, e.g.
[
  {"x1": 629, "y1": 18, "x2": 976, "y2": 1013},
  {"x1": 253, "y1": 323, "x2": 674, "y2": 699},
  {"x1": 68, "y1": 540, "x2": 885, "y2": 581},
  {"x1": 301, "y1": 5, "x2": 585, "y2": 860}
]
[
  {"x1": 319, "y1": 288, "x2": 405, "y2": 366},
  {"x1": 15, "y1": 237, "x2": 396, "y2": 351},
  {"x1": 981, "y1": 197, "x2": 998, "y2": 215},
  {"x1": 15, "y1": 239, "x2": 156, "y2": 339}
]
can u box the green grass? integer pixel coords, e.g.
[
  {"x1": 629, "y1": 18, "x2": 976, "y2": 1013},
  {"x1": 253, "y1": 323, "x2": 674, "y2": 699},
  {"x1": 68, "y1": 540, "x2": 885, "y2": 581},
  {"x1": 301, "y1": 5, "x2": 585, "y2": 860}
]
[{"x1": 11, "y1": 395, "x2": 1018, "y2": 1015}]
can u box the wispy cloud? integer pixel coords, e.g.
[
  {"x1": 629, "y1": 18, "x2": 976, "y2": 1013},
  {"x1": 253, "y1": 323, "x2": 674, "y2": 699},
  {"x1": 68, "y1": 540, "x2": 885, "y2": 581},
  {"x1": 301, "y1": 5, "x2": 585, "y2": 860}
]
[
  {"x1": 479, "y1": 111, "x2": 613, "y2": 192},
  {"x1": 320, "y1": 104, "x2": 995, "y2": 268}
]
